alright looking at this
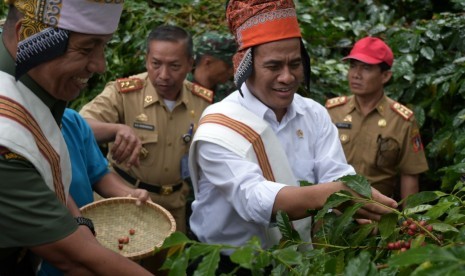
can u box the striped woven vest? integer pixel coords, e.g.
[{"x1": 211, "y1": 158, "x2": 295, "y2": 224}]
[{"x1": 0, "y1": 71, "x2": 70, "y2": 203}]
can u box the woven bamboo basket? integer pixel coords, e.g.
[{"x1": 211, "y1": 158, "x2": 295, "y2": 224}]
[{"x1": 80, "y1": 197, "x2": 176, "y2": 260}]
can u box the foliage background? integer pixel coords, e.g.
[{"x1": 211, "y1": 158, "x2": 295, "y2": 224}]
[
  {"x1": 2, "y1": 0, "x2": 465, "y2": 206},
  {"x1": 2, "y1": 0, "x2": 465, "y2": 274},
  {"x1": 2, "y1": 0, "x2": 465, "y2": 193}
]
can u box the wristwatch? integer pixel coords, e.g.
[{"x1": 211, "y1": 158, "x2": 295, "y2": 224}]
[{"x1": 75, "y1": 216, "x2": 96, "y2": 236}]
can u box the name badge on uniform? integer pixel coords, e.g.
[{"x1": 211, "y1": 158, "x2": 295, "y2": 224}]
[
  {"x1": 133, "y1": 122, "x2": 155, "y2": 131},
  {"x1": 335, "y1": 122, "x2": 351, "y2": 129}
]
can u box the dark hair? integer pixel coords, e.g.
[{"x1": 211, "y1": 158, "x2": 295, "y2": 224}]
[
  {"x1": 379, "y1": 62, "x2": 391, "y2": 72},
  {"x1": 146, "y1": 25, "x2": 193, "y2": 59}
]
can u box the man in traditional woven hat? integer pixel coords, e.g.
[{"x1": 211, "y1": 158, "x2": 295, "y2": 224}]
[
  {"x1": 326, "y1": 37, "x2": 428, "y2": 206},
  {"x1": 188, "y1": 31, "x2": 237, "y2": 102},
  {"x1": 0, "y1": 1, "x2": 151, "y2": 275},
  {"x1": 188, "y1": 0, "x2": 398, "y2": 273}
]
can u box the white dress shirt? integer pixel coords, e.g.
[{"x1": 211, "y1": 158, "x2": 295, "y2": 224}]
[{"x1": 189, "y1": 83, "x2": 355, "y2": 250}]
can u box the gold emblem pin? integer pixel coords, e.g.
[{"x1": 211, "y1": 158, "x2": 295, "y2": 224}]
[
  {"x1": 144, "y1": 96, "x2": 153, "y2": 103},
  {"x1": 340, "y1": 134, "x2": 349, "y2": 142},
  {"x1": 378, "y1": 119, "x2": 387, "y2": 128},
  {"x1": 297, "y1": 129, "x2": 304, "y2": 138},
  {"x1": 343, "y1": 115, "x2": 352, "y2": 122},
  {"x1": 135, "y1": 113, "x2": 148, "y2": 122}
]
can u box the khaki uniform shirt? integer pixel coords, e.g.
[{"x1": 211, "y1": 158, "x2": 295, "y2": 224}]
[
  {"x1": 326, "y1": 95, "x2": 428, "y2": 197},
  {"x1": 79, "y1": 72, "x2": 212, "y2": 231}
]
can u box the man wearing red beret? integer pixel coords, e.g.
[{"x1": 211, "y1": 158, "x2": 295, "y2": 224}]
[{"x1": 326, "y1": 37, "x2": 428, "y2": 207}]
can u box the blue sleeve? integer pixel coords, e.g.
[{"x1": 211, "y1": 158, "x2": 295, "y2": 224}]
[
  {"x1": 80, "y1": 116, "x2": 109, "y2": 186},
  {"x1": 62, "y1": 109, "x2": 109, "y2": 207}
]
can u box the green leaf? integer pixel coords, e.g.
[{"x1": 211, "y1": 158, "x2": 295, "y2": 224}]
[
  {"x1": 338, "y1": 174, "x2": 372, "y2": 199},
  {"x1": 403, "y1": 204, "x2": 433, "y2": 215},
  {"x1": 444, "y1": 213, "x2": 465, "y2": 224},
  {"x1": 420, "y1": 46, "x2": 435, "y2": 60},
  {"x1": 276, "y1": 210, "x2": 301, "y2": 242},
  {"x1": 161, "y1": 232, "x2": 191, "y2": 248},
  {"x1": 424, "y1": 201, "x2": 455, "y2": 220},
  {"x1": 332, "y1": 203, "x2": 364, "y2": 243},
  {"x1": 193, "y1": 248, "x2": 220, "y2": 276},
  {"x1": 349, "y1": 223, "x2": 377, "y2": 246},
  {"x1": 430, "y1": 222, "x2": 459, "y2": 233},
  {"x1": 299, "y1": 180, "x2": 315, "y2": 186},
  {"x1": 404, "y1": 191, "x2": 446, "y2": 209},
  {"x1": 344, "y1": 251, "x2": 377, "y2": 276},
  {"x1": 411, "y1": 263, "x2": 463, "y2": 276},
  {"x1": 188, "y1": 244, "x2": 220, "y2": 260},
  {"x1": 254, "y1": 251, "x2": 273, "y2": 270},
  {"x1": 388, "y1": 245, "x2": 437, "y2": 267},
  {"x1": 378, "y1": 213, "x2": 399, "y2": 240},
  {"x1": 411, "y1": 234, "x2": 426, "y2": 249},
  {"x1": 167, "y1": 252, "x2": 189, "y2": 276},
  {"x1": 272, "y1": 246, "x2": 302, "y2": 266},
  {"x1": 230, "y1": 246, "x2": 254, "y2": 269},
  {"x1": 314, "y1": 191, "x2": 352, "y2": 221}
]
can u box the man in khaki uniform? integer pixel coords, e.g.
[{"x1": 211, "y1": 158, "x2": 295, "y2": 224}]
[
  {"x1": 326, "y1": 37, "x2": 428, "y2": 206},
  {"x1": 79, "y1": 25, "x2": 213, "y2": 234}
]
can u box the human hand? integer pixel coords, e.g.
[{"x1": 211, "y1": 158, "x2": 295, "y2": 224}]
[
  {"x1": 353, "y1": 187, "x2": 398, "y2": 222},
  {"x1": 111, "y1": 124, "x2": 142, "y2": 167},
  {"x1": 127, "y1": 189, "x2": 151, "y2": 206}
]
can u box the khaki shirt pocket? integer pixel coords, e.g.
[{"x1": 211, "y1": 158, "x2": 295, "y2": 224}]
[
  {"x1": 138, "y1": 133, "x2": 158, "y2": 165},
  {"x1": 375, "y1": 136, "x2": 400, "y2": 168}
]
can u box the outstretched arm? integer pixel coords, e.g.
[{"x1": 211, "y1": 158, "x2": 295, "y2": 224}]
[
  {"x1": 94, "y1": 172, "x2": 150, "y2": 204},
  {"x1": 31, "y1": 227, "x2": 152, "y2": 275},
  {"x1": 86, "y1": 119, "x2": 142, "y2": 168},
  {"x1": 274, "y1": 182, "x2": 397, "y2": 222}
]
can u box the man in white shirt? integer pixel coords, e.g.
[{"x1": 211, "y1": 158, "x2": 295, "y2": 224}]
[{"x1": 188, "y1": 0, "x2": 398, "y2": 274}]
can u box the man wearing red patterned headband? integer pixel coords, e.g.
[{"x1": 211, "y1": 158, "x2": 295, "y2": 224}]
[
  {"x1": 0, "y1": 1, "x2": 151, "y2": 275},
  {"x1": 187, "y1": 1, "x2": 398, "y2": 274},
  {"x1": 326, "y1": 37, "x2": 428, "y2": 206}
]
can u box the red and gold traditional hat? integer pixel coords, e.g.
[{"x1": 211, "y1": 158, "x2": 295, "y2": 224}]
[
  {"x1": 226, "y1": 0, "x2": 310, "y2": 91},
  {"x1": 5, "y1": 0, "x2": 124, "y2": 79}
]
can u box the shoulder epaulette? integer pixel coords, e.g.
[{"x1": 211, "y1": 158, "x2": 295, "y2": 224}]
[
  {"x1": 116, "y1": 77, "x2": 144, "y2": 93},
  {"x1": 325, "y1": 96, "x2": 348, "y2": 109},
  {"x1": 391, "y1": 102, "x2": 413, "y2": 121},
  {"x1": 186, "y1": 82, "x2": 213, "y2": 103}
]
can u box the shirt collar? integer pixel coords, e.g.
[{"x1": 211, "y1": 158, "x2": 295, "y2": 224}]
[
  {"x1": 349, "y1": 93, "x2": 387, "y2": 115},
  {"x1": 145, "y1": 78, "x2": 190, "y2": 109},
  {"x1": 374, "y1": 94, "x2": 389, "y2": 115}
]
